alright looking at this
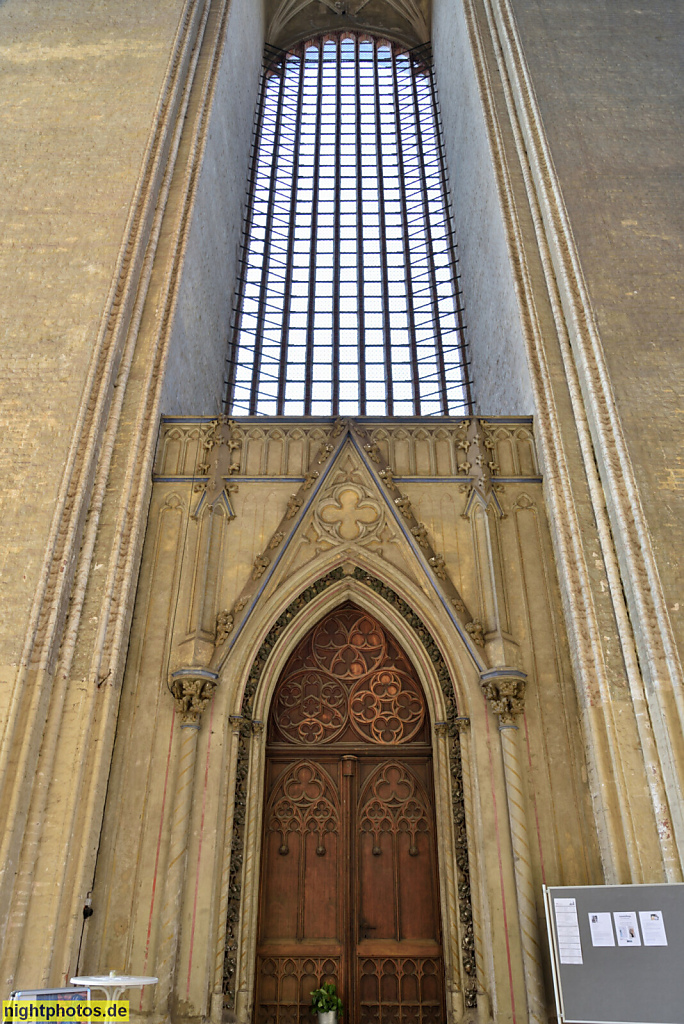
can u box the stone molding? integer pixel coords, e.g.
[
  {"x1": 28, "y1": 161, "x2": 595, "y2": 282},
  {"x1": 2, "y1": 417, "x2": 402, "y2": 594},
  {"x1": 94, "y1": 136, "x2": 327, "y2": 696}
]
[
  {"x1": 480, "y1": 0, "x2": 684, "y2": 874},
  {"x1": 459, "y1": 0, "x2": 682, "y2": 879}
]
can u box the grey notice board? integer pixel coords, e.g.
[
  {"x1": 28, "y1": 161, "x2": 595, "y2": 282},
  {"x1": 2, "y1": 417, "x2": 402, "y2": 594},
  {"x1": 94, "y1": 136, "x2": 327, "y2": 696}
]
[{"x1": 543, "y1": 883, "x2": 684, "y2": 1024}]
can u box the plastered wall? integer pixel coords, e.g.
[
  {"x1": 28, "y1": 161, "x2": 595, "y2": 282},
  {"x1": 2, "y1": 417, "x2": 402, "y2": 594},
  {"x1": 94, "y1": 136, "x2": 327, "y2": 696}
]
[
  {"x1": 0, "y1": 0, "x2": 189, "y2": 716},
  {"x1": 508, "y1": 0, "x2": 684, "y2": 661},
  {"x1": 161, "y1": 0, "x2": 264, "y2": 415},
  {"x1": 433, "y1": 0, "x2": 536, "y2": 417}
]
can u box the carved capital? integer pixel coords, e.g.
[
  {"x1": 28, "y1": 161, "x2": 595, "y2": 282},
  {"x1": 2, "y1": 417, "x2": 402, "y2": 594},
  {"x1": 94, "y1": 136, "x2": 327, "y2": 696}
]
[
  {"x1": 480, "y1": 668, "x2": 527, "y2": 725},
  {"x1": 168, "y1": 668, "x2": 219, "y2": 725}
]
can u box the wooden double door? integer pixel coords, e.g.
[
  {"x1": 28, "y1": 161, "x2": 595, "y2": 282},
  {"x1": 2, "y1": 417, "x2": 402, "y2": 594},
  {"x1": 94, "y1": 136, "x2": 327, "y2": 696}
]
[{"x1": 254, "y1": 605, "x2": 445, "y2": 1024}]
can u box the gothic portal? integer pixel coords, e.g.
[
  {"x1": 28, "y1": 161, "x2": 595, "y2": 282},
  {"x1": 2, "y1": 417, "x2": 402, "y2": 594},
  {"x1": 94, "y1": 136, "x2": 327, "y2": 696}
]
[{"x1": 256, "y1": 605, "x2": 444, "y2": 1024}]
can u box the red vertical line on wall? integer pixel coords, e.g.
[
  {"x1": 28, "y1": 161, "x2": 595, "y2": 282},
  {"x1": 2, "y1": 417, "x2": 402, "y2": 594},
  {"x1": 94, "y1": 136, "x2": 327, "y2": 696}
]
[
  {"x1": 373, "y1": 41, "x2": 394, "y2": 414},
  {"x1": 277, "y1": 48, "x2": 305, "y2": 414},
  {"x1": 391, "y1": 48, "x2": 421, "y2": 413},
  {"x1": 249, "y1": 58, "x2": 288, "y2": 414},
  {"x1": 484, "y1": 696, "x2": 518, "y2": 1024},
  {"x1": 304, "y1": 44, "x2": 324, "y2": 415},
  {"x1": 425, "y1": 48, "x2": 472, "y2": 413},
  {"x1": 523, "y1": 714, "x2": 546, "y2": 884},
  {"x1": 355, "y1": 36, "x2": 367, "y2": 415},
  {"x1": 185, "y1": 699, "x2": 216, "y2": 999},
  {"x1": 224, "y1": 54, "x2": 270, "y2": 410},
  {"x1": 331, "y1": 37, "x2": 342, "y2": 415},
  {"x1": 408, "y1": 53, "x2": 449, "y2": 415},
  {"x1": 139, "y1": 715, "x2": 176, "y2": 1009}
]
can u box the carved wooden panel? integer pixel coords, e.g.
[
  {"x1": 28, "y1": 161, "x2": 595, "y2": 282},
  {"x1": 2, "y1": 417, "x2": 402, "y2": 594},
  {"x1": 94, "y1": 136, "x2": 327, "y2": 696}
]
[
  {"x1": 358, "y1": 956, "x2": 442, "y2": 1024},
  {"x1": 260, "y1": 760, "x2": 341, "y2": 945},
  {"x1": 267, "y1": 760, "x2": 339, "y2": 858},
  {"x1": 271, "y1": 606, "x2": 427, "y2": 746},
  {"x1": 256, "y1": 605, "x2": 444, "y2": 1024},
  {"x1": 255, "y1": 955, "x2": 340, "y2": 1024},
  {"x1": 359, "y1": 762, "x2": 429, "y2": 859}
]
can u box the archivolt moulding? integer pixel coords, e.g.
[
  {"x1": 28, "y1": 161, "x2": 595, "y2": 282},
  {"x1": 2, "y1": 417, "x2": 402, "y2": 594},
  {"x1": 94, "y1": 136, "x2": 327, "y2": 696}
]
[{"x1": 222, "y1": 565, "x2": 477, "y2": 1017}]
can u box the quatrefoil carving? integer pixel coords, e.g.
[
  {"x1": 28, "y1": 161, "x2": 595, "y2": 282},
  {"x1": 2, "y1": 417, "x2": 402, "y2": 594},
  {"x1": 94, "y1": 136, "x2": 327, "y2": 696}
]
[{"x1": 316, "y1": 483, "x2": 382, "y2": 542}]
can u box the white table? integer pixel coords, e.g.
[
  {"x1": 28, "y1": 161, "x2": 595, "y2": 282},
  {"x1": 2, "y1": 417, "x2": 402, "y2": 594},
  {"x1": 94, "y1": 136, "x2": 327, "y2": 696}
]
[{"x1": 69, "y1": 973, "x2": 158, "y2": 1001}]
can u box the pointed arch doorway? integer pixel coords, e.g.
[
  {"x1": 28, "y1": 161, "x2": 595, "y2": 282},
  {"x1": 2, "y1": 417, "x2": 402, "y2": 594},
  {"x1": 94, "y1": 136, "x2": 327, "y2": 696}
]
[{"x1": 254, "y1": 603, "x2": 445, "y2": 1024}]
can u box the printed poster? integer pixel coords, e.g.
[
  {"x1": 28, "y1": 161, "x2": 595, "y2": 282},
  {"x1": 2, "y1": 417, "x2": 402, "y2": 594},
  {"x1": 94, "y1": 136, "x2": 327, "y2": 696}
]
[
  {"x1": 588, "y1": 912, "x2": 615, "y2": 946},
  {"x1": 639, "y1": 910, "x2": 668, "y2": 946},
  {"x1": 554, "y1": 897, "x2": 583, "y2": 964},
  {"x1": 614, "y1": 911, "x2": 641, "y2": 946}
]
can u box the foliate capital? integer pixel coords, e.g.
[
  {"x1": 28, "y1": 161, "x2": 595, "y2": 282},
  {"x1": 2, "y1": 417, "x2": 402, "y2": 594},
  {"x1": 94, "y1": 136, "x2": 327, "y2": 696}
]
[
  {"x1": 168, "y1": 668, "x2": 219, "y2": 725},
  {"x1": 480, "y1": 668, "x2": 527, "y2": 725}
]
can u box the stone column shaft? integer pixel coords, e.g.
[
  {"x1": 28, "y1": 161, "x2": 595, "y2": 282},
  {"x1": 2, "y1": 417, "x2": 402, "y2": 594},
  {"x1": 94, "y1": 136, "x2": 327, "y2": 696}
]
[
  {"x1": 155, "y1": 667, "x2": 219, "y2": 1016},
  {"x1": 481, "y1": 667, "x2": 547, "y2": 1024}
]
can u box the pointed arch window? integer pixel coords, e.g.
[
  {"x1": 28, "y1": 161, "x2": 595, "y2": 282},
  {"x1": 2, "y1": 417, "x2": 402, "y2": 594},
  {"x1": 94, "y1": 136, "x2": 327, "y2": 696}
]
[{"x1": 224, "y1": 34, "x2": 472, "y2": 417}]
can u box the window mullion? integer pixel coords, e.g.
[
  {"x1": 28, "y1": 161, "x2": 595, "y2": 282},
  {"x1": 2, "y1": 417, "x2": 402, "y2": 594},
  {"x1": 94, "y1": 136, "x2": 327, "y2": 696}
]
[
  {"x1": 304, "y1": 47, "x2": 324, "y2": 416},
  {"x1": 392, "y1": 48, "x2": 421, "y2": 415},
  {"x1": 374, "y1": 41, "x2": 393, "y2": 416},
  {"x1": 355, "y1": 35, "x2": 367, "y2": 416},
  {"x1": 224, "y1": 57, "x2": 270, "y2": 410},
  {"x1": 249, "y1": 63, "x2": 288, "y2": 414},
  {"x1": 408, "y1": 55, "x2": 449, "y2": 416},
  {"x1": 277, "y1": 49, "x2": 305, "y2": 415}
]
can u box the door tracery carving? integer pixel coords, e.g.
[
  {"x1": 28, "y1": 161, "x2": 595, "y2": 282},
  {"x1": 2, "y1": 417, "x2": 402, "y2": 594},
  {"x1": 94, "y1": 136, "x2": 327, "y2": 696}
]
[
  {"x1": 267, "y1": 760, "x2": 340, "y2": 857},
  {"x1": 359, "y1": 762, "x2": 430, "y2": 858}
]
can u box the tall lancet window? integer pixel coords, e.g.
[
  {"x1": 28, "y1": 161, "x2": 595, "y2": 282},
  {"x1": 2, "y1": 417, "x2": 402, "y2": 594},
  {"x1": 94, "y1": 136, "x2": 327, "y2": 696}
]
[{"x1": 224, "y1": 34, "x2": 472, "y2": 417}]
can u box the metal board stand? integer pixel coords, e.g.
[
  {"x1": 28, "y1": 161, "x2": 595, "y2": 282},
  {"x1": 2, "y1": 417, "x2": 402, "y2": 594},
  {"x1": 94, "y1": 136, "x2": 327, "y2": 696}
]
[{"x1": 543, "y1": 883, "x2": 684, "y2": 1024}]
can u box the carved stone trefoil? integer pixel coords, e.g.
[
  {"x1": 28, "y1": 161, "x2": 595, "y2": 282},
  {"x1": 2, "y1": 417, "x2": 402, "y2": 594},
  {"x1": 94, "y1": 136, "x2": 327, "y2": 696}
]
[
  {"x1": 168, "y1": 668, "x2": 219, "y2": 725},
  {"x1": 480, "y1": 668, "x2": 527, "y2": 726}
]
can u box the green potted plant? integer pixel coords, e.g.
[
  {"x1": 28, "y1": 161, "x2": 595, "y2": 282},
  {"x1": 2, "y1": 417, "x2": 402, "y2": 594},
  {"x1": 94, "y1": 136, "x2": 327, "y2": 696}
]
[{"x1": 310, "y1": 982, "x2": 343, "y2": 1024}]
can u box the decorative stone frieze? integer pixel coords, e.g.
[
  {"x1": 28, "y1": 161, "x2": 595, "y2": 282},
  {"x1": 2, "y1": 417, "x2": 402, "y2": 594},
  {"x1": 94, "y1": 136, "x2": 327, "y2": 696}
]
[{"x1": 155, "y1": 416, "x2": 540, "y2": 482}]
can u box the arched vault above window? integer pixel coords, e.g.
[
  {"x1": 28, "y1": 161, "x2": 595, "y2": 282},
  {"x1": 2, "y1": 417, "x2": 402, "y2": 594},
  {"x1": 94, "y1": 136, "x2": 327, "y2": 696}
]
[{"x1": 266, "y1": 0, "x2": 430, "y2": 51}]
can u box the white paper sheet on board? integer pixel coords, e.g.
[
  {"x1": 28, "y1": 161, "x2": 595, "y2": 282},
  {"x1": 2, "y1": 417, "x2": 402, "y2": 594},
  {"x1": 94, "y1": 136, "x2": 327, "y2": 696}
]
[
  {"x1": 554, "y1": 897, "x2": 583, "y2": 964},
  {"x1": 614, "y1": 911, "x2": 641, "y2": 946},
  {"x1": 639, "y1": 910, "x2": 668, "y2": 946},
  {"x1": 588, "y1": 912, "x2": 615, "y2": 946}
]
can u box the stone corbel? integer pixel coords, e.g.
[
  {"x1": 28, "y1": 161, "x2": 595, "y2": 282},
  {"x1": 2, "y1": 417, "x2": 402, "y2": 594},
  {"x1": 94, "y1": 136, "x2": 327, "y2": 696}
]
[
  {"x1": 168, "y1": 667, "x2": 219, "y2": 725},
  {"x1": 479, "y1": 668, "x2": 527, "y2": 726}
]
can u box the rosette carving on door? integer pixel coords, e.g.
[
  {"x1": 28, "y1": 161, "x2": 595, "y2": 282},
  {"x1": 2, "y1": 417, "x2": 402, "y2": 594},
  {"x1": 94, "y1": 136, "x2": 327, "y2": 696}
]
[{"x1": 271, "y1": 606, "x2": 426, "y2": 746}]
